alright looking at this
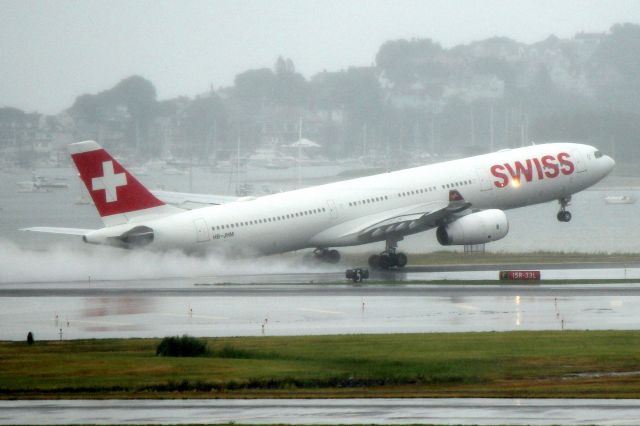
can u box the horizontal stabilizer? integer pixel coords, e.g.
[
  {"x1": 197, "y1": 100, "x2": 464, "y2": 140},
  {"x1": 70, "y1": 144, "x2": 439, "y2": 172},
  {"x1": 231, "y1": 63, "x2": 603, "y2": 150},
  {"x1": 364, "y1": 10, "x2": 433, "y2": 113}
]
[
  {"x1": 151, "y1": 190, "x2": 240, "y2": 209},
  {"x1": 20, "y1": 227, "x2": 94, "y2": 236}
]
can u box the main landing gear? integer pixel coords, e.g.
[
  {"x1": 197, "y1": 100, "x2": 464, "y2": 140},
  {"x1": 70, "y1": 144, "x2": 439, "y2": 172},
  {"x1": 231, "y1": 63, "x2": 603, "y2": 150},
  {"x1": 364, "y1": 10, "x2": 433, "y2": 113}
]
[
  {"x1": 557, "y1": 196, "x2": 572, "y2": 222},
  {"x1": 368, "y1": 239, "x2": 408, "y2": 269},
  {"x1": 310, "y1": 248, "x2": 341, "y2": 264}
]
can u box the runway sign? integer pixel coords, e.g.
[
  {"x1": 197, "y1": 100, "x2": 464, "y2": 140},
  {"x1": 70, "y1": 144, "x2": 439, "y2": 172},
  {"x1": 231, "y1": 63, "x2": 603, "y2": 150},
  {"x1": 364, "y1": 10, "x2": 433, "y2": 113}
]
[{"x1": 499, "y1": 270, "x2": 541, "y2": 281}]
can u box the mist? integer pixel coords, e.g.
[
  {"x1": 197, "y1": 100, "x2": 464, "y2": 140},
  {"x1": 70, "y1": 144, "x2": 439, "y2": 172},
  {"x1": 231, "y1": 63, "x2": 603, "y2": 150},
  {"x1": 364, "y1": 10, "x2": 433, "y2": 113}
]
[
  {"x1": 3, "y1": 0, "x2": 640, "y2": 114},
  {"x1": 0, "y1": 239, "x2": 328, "y2": 283}
]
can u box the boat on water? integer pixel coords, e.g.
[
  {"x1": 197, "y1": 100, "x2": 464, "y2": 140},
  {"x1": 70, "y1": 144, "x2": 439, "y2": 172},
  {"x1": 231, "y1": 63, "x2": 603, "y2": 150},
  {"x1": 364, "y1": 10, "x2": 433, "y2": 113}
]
[
  {"x1": 604, "y1": 195, "x2": 636, "y2": 204},
  {"x1": 247, "y1": 148, "x2": 296, "y2": 169},
  {"x1": 74, "y1": 196, "x2": 94, "y2": 205},
  {"x1": 33, "y1": 174, "x2": 69, "y2": 189},
  {"x1": 16, "y1": 173, "x2": 70, "y2": 192},
  {"x1": 162, "y1": 167, "x2": 187, "y2": 176},
  {"x1": 16, "y1": 181, "x2": 51, "y2": 193}
]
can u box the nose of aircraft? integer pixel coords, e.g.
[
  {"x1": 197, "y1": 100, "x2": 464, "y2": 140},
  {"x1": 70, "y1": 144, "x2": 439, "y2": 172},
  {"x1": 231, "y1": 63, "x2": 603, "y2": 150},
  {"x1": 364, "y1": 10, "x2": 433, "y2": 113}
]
[
  {"x1": 597, "y1": 154, "x2": 616, "y2": 179},
  {"x1": 605, "y1": 154, "x2": 615, "y2": 173}
]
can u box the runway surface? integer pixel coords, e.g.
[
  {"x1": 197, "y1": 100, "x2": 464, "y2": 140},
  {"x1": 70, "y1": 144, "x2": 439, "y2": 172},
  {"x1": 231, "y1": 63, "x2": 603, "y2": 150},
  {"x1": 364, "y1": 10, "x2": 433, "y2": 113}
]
[
  {"x1": 2, "y1": 264, "x2": 640, "y2": 340},
  {"x1": 3, "y1": 398, "x2": 640, "y2": 425},
  {"x1": 2, "y1": 267, "x2": 640, "y2": 340}
]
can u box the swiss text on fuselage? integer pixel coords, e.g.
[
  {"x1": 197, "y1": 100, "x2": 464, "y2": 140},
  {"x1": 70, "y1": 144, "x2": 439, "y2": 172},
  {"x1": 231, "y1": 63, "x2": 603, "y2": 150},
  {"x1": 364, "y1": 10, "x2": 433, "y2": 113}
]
[{"x1": 490, "y1": 152, "x2": 575, "y2": 188}]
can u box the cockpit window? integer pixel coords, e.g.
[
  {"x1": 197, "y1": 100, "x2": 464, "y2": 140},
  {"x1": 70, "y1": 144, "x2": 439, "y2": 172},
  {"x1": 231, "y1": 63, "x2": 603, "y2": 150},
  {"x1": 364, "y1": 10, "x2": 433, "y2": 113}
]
[{"x1": 594, "y1": 150, "x2": 603, "y2": 158}]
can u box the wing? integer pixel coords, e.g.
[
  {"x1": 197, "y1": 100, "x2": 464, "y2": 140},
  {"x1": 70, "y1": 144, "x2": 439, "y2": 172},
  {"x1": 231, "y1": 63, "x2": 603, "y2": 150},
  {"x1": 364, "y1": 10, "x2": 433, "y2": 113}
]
[
  {"x1": 20, "y1": 227, "x2": 93, "y2": 236},
  {"x1": 151, "y1": 190, "x2": 241, "y2": 209},
  {"x1": 344, "y1": 190, "x2": 471, "y2": 244}
]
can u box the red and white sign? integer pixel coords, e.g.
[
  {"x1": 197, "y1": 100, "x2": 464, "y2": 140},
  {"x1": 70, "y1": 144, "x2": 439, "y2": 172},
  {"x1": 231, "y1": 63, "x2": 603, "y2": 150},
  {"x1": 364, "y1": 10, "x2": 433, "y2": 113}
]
[{"x1": 499, "y1": 270, "x2": 541, "y2": 281}]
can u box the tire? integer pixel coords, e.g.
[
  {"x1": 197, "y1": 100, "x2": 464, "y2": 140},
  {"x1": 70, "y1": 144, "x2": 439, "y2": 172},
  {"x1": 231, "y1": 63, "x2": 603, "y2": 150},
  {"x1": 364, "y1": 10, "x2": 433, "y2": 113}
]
[
  {"x1": 327, "y1": 249, "x2": 341, "y2": 264},
  {"x1": 557, "y1": 211, "x2": 565, "y2": 222},
  {"x1": 396, "y1": 252, "x2": 408, "y2": 268},
  {"x1": 379, "y1": 254, "x2": 392, "y2": 269},
  {"x1": 303, "y1": 252, "x2": 317, "y2": 264},
  {"x1": 563, "y1": 211, "x2": 572, "y2": 222}
]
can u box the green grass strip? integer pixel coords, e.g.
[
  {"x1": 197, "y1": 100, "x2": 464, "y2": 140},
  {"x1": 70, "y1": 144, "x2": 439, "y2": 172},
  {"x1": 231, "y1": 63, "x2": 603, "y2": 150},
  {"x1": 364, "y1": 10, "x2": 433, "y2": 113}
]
[{"x1": 2, "y1": 331, "x2": 640, "y2": 399}]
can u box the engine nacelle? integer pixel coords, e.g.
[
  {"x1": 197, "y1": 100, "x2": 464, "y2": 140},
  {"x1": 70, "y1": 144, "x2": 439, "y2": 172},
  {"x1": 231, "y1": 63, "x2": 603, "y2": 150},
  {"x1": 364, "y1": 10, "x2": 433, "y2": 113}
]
[{"x1": 436, "y1": 209, "x2": 509, "y2": 246}]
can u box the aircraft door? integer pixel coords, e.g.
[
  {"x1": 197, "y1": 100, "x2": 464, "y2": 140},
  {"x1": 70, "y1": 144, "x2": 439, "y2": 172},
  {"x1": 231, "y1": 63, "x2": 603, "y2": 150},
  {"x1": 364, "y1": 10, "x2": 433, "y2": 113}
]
[
  {"x1": 476, "y1": 168, "x2": 493, "y2": 191},
  {"x1": 327, "y1": 200, "x2": 338, "y2": 219},
  {"x1": 570, "y1": 149, "x2": 587, "y2": 173},
  {"x1": 194, "y1": 218, "x2": 210, "y2": 242}
]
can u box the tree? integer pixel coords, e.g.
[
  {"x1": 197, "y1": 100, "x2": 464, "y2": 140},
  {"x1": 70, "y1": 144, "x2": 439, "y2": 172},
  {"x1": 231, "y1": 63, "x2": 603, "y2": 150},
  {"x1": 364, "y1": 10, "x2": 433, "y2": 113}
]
[
  {"x1": 111, "y1": 75, "x2": 157, "y2": 125},
  {"x1": 68, "y1": 76, "x2": 158, "y2": 152},
  {"x1": 376, "y1": 39, "x2": 444, "y2": 86},
  {"x1": 311, "y1": 67, "x2": 384, "y2": 155},
  {"x1": 0, "y1": 107, "x2": 27, "y2": 123},
  {"x1": 272, "y1": 57, "x2": 311, "y2": 107},
  {"x1": 234, "y1": 68, "x2": 276, "y2": 109},
  {"x1": 589, "y1": 23, "x2": 640, "y2": 112},
  {"x1": 182, "y1": 94, "x2": 227, "y2": 160}
]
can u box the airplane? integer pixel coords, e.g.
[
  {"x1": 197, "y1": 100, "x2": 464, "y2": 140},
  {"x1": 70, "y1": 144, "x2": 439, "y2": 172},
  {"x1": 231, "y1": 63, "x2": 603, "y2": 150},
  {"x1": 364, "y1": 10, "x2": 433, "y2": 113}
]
[{"x1": 22, "y1": 140, "x2": 614, "y2": 269}]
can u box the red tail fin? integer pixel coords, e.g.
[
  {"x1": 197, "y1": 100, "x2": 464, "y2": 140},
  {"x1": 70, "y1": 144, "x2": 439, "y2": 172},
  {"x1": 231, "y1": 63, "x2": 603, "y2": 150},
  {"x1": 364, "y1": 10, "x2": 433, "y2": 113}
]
[{"x1": 69, "y1": 141, "x2": 169, "y2": 225}]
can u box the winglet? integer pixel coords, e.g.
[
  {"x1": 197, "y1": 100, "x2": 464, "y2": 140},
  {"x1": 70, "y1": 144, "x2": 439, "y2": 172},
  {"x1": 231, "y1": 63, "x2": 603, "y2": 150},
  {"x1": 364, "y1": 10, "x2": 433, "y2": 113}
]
[{"x1": 69, "y1": 140, "x2": 178, "y2": 226}]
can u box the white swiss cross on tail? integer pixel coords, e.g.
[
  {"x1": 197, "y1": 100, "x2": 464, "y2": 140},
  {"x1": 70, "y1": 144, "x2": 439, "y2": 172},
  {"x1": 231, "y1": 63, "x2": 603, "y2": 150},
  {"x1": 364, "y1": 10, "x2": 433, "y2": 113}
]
[
  {"x1": 91, "y1": 160, "x2": 127, "y2": 202},
  {"x1": 69, "y1": 140, "x2": 170, "y2": 226}
]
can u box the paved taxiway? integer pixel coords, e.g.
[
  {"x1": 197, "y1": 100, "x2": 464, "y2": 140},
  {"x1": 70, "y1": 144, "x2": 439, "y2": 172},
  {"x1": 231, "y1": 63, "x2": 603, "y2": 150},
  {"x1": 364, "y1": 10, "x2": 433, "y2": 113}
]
[{"x1": 3, "y1": 398, "x2": 640, "y2": 425}]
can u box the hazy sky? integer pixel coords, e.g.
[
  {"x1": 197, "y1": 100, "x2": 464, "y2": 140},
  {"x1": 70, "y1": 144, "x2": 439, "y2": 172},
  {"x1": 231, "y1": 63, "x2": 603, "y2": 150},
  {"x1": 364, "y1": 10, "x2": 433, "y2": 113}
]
[{"x1": 2, "y1": 0, "x2": 640, "y2": 114}]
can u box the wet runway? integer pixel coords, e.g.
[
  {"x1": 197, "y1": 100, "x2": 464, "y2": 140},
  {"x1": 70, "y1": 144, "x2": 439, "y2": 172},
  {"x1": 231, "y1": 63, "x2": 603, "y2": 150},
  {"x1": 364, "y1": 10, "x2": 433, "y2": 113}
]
[
  {"x1": 3, "y1": 398, "x2": 640, "y2": 425},
  {"x1": 2, "y1": 266, "x2": 640, "y2": 340},
  {"x1": 3, "y1": 270, "x2": 640, "y2": 426}
]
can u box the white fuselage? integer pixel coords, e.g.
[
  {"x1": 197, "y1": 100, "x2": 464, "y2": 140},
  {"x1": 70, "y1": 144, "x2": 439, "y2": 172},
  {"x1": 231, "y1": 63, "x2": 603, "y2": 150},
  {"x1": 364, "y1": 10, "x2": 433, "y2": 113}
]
[{"x1": 85, "y1": 143, "x2": 614, "y2": 254}]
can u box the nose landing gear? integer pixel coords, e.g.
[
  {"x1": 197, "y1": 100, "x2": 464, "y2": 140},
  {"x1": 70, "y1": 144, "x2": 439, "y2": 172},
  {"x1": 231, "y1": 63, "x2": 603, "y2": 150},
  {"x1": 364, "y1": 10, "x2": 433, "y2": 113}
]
[
  {"x1": 557, "y1": 197, "x2": 572, "y2": 222},
  {"x1": 368, "y1": 239, "x2": 408, "y2": 269}
]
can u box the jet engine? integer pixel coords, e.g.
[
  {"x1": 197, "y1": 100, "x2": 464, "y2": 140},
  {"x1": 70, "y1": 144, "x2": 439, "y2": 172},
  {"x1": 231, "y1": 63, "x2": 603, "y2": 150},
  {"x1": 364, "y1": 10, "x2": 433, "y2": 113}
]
[{"x1": 436, "y1": 209, "x2": 509, "y2": 246}]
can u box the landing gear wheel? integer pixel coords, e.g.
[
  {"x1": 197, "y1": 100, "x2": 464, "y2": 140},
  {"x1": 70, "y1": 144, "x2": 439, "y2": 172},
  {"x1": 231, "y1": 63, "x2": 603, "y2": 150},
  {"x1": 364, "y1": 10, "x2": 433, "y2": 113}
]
[
  {"x1": 326, "y1": 249, "x2": 341, "y2": 264},
  {"x1": 379, "y1": 254, "x2": 392, "y2": 269},
  {"x1": 370, "y1": 239, "x2": 409, "y2": 269},
  {"x1": 310, "y1": 248, "x2": 341, "y2": 264},
  {"x1": 557, "y1": 211, "x2": 572, "y2": 222},
  {"x1": 557, "y1": 197, "x2": 572, "y2": 222}
]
